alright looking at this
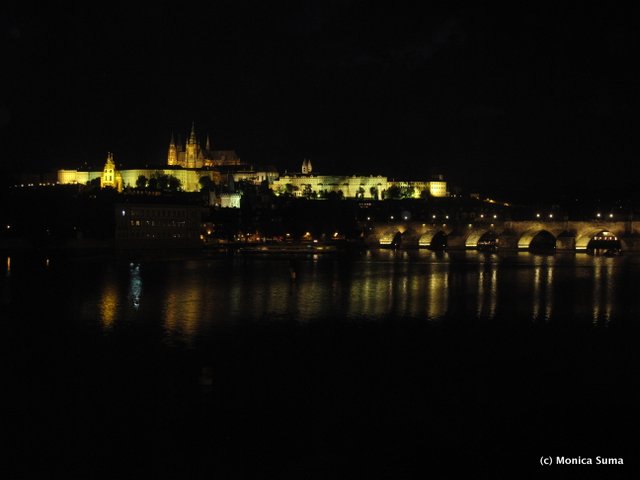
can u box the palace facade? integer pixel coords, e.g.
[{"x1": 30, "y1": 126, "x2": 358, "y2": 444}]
[{"x1": 272, "y1": 160, "x2": 447, "y2": 199}]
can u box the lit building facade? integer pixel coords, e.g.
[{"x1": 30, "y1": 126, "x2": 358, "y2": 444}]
[
  {"x1": 271, "y1": 161, "x2": 448, "y2": 198},
  {"x1": 58, "y1": 157, "x2": 219, "y2": 193}
]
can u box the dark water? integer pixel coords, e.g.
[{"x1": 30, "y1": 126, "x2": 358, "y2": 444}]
[{"x1": 3, "y1": 250, "x2": 638, "y2": 478}]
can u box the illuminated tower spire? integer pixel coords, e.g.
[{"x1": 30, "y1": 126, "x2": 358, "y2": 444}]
[
  {"x1": 302, "y1": 158, "x2": 313, "y2": 174},
  {"x1": 205, "y1": 134, "x2": 211, "y2": 152},
  {"x1": 186, "y1": 122, "x2": 199, "y2": 168},
  {"x1": 167, "y1": 132, "x2": 178, "y2": 165}
]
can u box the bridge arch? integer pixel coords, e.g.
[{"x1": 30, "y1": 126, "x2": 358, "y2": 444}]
[
  {"x1": 518, "y1": 229, "x2": 557, "y2": 250},
  {"x1": 575, "y1": 229, "x2": 622, "y2": 252},
  {"x1": 379, "y1": 231, "x2": 402, "y2": 248},
  {"x1": 465, "y1": 229, "x2": 494, "y2": 249},
  {"x1": 418, "y1": 230, "x2": 447, "y2": 250}
]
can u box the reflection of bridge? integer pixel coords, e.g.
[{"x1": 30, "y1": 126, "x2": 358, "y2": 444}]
[{"x1": 365, "y1": 220, "x2": 640, "y2": 252}]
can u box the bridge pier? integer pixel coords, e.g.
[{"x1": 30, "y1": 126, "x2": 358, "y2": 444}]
[
  {"x1": 556, "y1": 236, "x2": 576, "y2": 251},
  {"x1": 497, "y1": 234, "x2": 518, "y2": 250},
  {"x1": 446, "y1": 234, "x2": 467, "y2": 250},
  {"x1": 620, "y1": 236, "x2": 640, "y2": 252}
]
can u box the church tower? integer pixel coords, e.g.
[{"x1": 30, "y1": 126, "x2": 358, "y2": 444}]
[
  {"x1": 185, "y1": 123, "x2": 198, "y2": 168},
  {"x1": 167, "y1": 133, "x2": 178, "y2": 166},
  {"x1": 301, "y1": 158, "x2": 313, "y2": 174},
  {"x1": 100, "y1": 152, "x2": 123, "y2": 192}
]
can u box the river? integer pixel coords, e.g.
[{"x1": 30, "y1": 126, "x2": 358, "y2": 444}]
[{"x1": 3, "y1": 250, "x2": 637, "y2": 477}]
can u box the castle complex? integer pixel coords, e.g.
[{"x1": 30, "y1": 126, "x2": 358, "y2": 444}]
[{"x1": 56, "y1": 124, "x2": 447, "y2": 199}]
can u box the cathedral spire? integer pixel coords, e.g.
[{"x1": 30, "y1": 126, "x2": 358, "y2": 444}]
[
  {"x1": 167, "y1": 132, "x2": 178, "y2": 165},
  {"x1": 189, "y1": 122, "x2": 197, "y2": 143},
  {"x1": 186, "y1": 122, "x2": 200, "y2": 168},
  {"x1": 205, "y1": 134, "x2": 211, "y2": 151}
]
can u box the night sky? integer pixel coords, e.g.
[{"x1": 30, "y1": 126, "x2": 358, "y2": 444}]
[{"x1": 1, "y1": 2, "x2": 636, "y2": 198}]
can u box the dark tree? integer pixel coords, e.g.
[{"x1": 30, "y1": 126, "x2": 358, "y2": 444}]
[{"x1": 136, "y1": 175, "x2": 148, "y2": 189}]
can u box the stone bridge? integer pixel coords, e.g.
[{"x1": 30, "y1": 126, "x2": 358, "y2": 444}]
[{"x1": 365, "y1": 220, "x2": 640, "y2": 252}]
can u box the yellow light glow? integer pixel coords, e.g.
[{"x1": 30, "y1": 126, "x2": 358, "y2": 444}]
[{"x1": 100, "y1": 284, "x2": 118, "y2": 330}]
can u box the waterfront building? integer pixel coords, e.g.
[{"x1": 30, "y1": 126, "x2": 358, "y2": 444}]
[{"x1": 115, "y1": 202, "x2": 204, "y2": 249}]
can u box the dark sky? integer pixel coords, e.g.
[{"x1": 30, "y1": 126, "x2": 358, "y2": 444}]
[{"x1": 0, "y1": 2, "x2": 637, "y2": 197}]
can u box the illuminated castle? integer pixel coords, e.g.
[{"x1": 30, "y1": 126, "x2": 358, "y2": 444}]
[
  {"x1": 55, "y1": 123, "x2": 447, "y2": 199},
  {"x1": 167, "y1": 123, "x2": 241, "y2": 168}
]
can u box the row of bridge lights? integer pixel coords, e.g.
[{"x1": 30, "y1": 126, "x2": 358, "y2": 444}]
[
  {"x1": 535, "y1": 213, "x2": 615, "y2": 219},
  {"x1": 376, "y1": 214, "x2": 500, "y2": 221},
  {"x1": 371, "y1": 213, "x2": 616, "y2": 222}
]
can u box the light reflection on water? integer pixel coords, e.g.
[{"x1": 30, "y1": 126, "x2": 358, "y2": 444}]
[{"x1": 1, "y1": 251, "x2": 633, "y2": 344}]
